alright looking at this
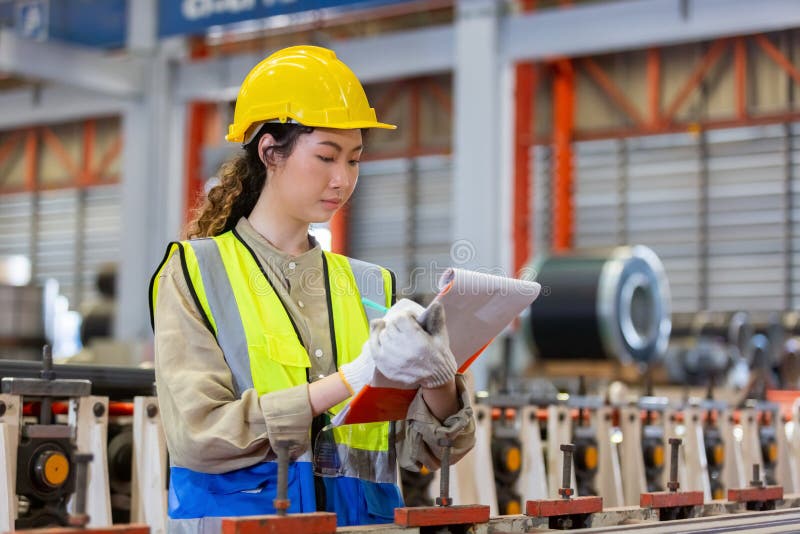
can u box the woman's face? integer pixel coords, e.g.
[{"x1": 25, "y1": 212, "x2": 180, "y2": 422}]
[{"x1": 261, "y1": 128, "x2": 362, "y2": 225}]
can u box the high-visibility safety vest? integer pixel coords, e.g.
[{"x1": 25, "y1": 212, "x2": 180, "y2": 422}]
[{"x1": 150, "y1": 229, "x2": 403, "y2": 528}]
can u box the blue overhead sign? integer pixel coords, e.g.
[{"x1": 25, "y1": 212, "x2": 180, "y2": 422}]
[
  {"x1": 4, "y1": 0, "x2": 413, "y2": 46},
  {"x1": 11, "y1": 0, "x2": 126, "y2": 48},
  {"x1": 159, "y1": 0, "x2": 408, "y2": 37}
]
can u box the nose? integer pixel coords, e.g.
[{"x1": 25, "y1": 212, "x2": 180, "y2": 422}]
[{"x1": 330, "y1": 162, "x2": 356, "y2": 189}]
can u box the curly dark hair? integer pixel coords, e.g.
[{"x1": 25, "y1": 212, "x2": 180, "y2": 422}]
[{"x1": 185, "y1": 123, "x2": 314, "y2": 239}]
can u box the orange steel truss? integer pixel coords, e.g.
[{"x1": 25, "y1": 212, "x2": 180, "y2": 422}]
[
  {"x1": 551, "y1": 59, "x2": 575, "y2": 253},
  {"x1": 184, "y1": 38, "x2": 215, "y2": 231},
  {"x1": 513, "y1": 61, "x2": 536, "y2": 274},
  {"x1": 537, "y1": 33, "x2": 800, "y2": 143},
  {"x1": 513, "y1": 0, "x2": 538, "y2": 274},
  {"x1": 0, "y1": 119, "x2": 121, "y2": 194}
]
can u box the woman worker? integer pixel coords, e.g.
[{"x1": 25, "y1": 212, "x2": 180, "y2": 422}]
[{"x1": 150, "y1": 46, "x2": 476, "y2": 532}]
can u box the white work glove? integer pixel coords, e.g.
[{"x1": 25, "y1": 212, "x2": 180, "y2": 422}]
[
  {"x1": 372, "y1": 299, "x2": 457, "y2": 389},
  {"x1": 338, "y1": 322, "x2": 379, "y2": 395}
]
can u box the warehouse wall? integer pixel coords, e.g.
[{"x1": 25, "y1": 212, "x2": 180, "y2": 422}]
[{"x1": 528, "y1": 31, "x2": 800, "y2": 314}]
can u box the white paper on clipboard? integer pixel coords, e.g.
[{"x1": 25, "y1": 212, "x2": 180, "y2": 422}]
[{"x1": 425, "y1": 268, "x2": 541, "y2": 371}]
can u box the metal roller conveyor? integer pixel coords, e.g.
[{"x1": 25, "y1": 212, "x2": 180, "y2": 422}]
[{"x1": 522, "y1": 245, "x2": 671, "y2": 365}]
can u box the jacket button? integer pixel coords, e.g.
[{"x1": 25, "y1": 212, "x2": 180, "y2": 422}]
[{"x1": 314, "y1": 349, "x2": 324, "y2": 358}]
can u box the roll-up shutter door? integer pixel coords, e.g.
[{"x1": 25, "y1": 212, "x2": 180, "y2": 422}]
[
  {"x1": 81, "y1": 185, "x2": 121, "y2": 305},
  {"x1": 349, "y1": 155, "x2": 453, "y2": 297},
  {"x1": 412, "y1": 156, "x2": 452, "y2": 295},
  {"x1": 574, "y1": 139, "x2": 623, "y2": 249},
  {"x1": 0, "y1": 193, "x2": 34, "y2": 260},
  {"x1": 35, "y1": 189, "x2": 80, "y2": 305},
  {"x1": 626, "y1": 133, "x2": 702, "y2": 314},
  {"x1": 706, "y1": 125, "x2": 787, "y2": 311},
  {"x1": 572, "y1": 133, "x2": 702, "y2": 313},
  {"x1": 349, "y1": 158, "x2": 409, "y2": 286}
]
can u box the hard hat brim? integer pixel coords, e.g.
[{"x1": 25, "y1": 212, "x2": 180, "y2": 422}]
[{"x1": 226, "y1": 119, "x2": 397, "y2": 144}]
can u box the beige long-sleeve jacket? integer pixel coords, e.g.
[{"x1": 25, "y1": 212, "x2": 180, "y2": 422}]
[{"x1": 153, "y1": 217, "x2": 475, "y2": 476}]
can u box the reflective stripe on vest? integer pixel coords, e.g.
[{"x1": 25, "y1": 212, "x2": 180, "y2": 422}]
[{"x1": 151, "y1": 230, "x2": 395, "y2": 482}]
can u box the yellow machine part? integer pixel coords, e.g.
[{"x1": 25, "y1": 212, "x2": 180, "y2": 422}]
[
  {"x1": 712, "y1": 443, "x2": 725, "y2": 466},
  {"x1": 42, "y1": 451, "x2": 70, "y2": 487},
  {"x1": 505, "y1": 446, "x2": 522, "y2": 473},
  {"x1": 583, "y1": 445, "x2": 599, "y2": 471},
  {"x1": 505, "y1": 499, "x2": 522, "y2": 515},
  {"x1": 650, "y1": 444, "x2": 664, "y2": 468}
]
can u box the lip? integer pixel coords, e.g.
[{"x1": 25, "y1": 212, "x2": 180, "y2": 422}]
[{"x1": 321, "y1": 199, "x2": 341, "y2": 209}]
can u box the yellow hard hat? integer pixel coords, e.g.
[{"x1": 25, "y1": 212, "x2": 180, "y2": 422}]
[{"x1": 226, "y1": 45, "x2": 396, "y2": 144}]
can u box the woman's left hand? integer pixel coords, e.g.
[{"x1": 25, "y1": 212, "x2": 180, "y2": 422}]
[{"x1": 372, "y1": 300, "x2": 457, "y2": 389}]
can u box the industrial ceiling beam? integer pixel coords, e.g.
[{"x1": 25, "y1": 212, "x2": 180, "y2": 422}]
[
  {"x1": 0, "y1": 29, "x2": 144, "y2": 98},
  {"x1": 0, "y1": 87, "x2": 128, "y2": 130},
  {"x1": 175, "y1": 24, "x2": 454, "y2": 102},
  {"x1": 503, "y1": 0, "x2": 800, "y2": 62},
  {"x1": 334, "y1": 26, "x2": 454, "y2": 84}
]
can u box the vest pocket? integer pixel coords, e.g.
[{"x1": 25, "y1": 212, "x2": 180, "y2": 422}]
[
  {"x1": 263, "y1": 332, "x2": 311, "y2": 368},
  {"x1": 248, "y1": 333, "x2": 311, "y2": 393}
]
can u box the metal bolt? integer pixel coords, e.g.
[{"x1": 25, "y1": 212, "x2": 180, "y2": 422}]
[
  {"x1": 751, "y1": 464, "x2": 764, "y2": 488},
  {"x1": 436, "y1": 437, "x2": 454, "y2": 506},
  {"x1": 273, "y1": 441, "x2": 290, "y2": 516},
  {"x1": 667, "y1": 438, "x2": 681, "y2": 492},
  {"x1": 40, "y1": 345, "x2": 55, "y2": 380},
  {"x1": 146, "y1": 404, "x2": 158, "y2": 418},
  {"x1": 93, "y1": 402, "x2": 105, "y2": 417},
  {"x1": 68, "y1": 453, "x2": 94, "y2": 527},
  {"x1": 40, "y1": 397, "x2": 53, "y2": 426},
  {"x1": 558, "y1": 443, "x2": 575, "y2": 499}
]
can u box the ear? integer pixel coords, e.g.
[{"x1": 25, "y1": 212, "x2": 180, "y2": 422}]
[{"x1": 257, "y1": 133, "x2": 277, "y2": 167}]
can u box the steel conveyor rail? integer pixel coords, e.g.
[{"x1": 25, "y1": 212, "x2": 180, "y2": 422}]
[
  {"x1": 0, "y1": 359, "x2": 155, "y2": 398},
  {"x1": 579, "y1": 507, "x2": 800, "y2": 533}
]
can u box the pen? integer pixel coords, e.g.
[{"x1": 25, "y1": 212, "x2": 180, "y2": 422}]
[{"x1": 361, "y1": 297, "x2": 390, "y2": 314}]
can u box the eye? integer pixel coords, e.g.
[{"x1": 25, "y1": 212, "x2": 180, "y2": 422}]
[
  {"x1": 317, "y1": 155, "x2": 335, "y2": 162},
  {"x1": 349, "y1": 159, "x2": 360, "y2": 167}
]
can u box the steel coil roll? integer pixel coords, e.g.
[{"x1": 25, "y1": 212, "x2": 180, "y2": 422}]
[{"x1": 523, "y1": 245, "x2": 671, "y2": 365}]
